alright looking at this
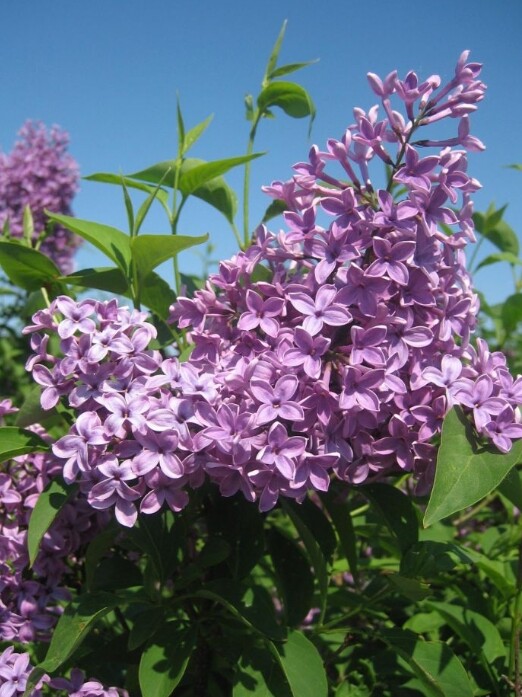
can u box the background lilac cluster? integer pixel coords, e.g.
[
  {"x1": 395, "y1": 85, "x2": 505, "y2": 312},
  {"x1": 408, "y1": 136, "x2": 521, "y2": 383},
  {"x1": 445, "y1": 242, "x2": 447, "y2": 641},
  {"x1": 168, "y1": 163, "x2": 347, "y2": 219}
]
[
  {"x1": 24, "y1": 51, "x2": 522, "y2": 527},
  {"x1": 0, "y1": 121, "x2": 80, "y2": 274},
  {"x1": 0, "y1": 400, "x2": 106, "y2": 645},
  {"x1": 0, "y1": 646, "x2": 128, "y2": 697}
]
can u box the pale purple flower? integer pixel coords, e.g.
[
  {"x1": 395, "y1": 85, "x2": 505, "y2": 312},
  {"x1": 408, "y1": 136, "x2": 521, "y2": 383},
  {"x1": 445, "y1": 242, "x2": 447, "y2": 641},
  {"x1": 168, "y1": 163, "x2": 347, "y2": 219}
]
[
  {"x1": 288, "y1": 285, "x2": 352, "y2": 335},
  {"x1": 251, "y1": 375, "x2": 304, "y2": 425}
]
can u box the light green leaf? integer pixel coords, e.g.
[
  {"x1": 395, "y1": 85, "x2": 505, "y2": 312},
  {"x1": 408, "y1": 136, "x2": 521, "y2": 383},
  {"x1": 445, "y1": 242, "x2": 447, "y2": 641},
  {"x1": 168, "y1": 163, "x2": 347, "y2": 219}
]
[
  {"x1": 0, "y1": 426, "x2": 48, "y2": 463},
  {"x1": 139, "y1": 624, "x2": 196, "y2": 697},
  {"x1": 84, "y1": 172, "x2": 170, "y2": 205},
  {"x1": 23, "y1": 205, "x2": 34, "y2": 242},
  {"x1": 27, "y1": 478, "x2": 78, "y2": 566},
  {"x1": 131, "y1": 233, "x2": 208, "y2": 282},
  {"x1": 361, "y1": 483, "x2": 419, "y2": 552},
  {"x1": 424, "y1": 407, "x2": 522, "y2": 527},
  {"x1": 0, "y1": 241, "x2": 62, "y2": 291},
  {"x1": 380, "y1": 628, "x2": 474, "y2": 697},
  {"x1": 261, "y1": 199, "x2": 287, "y2": 224},
  {"x1": 498, "y1": 466, "x2": 522, "y2": 510},
  {"x1": 63, "y1": 267, "x2": 130, "y2": 295},
  {"x1": 183, "y1": 114, "x2": 213, "y2": 155},
  {"x1": 257, "y1": 82, "x2": 315, "y2": 122},
  {"x1": 426, "y1": 601, "x2": 506, "y2": 664},
  {"x1": 39, "y1": 591, "x2": 119, "y2": 672},
  {"x1": 139, "y1": 271, "x2": 177, "y2": 320},
  {"x1": 178, "y1": 154, "x2": 264, "y2": 197},
  {"x1": 47, "y1": 212, "x2": 132, "y2": 273},
  {"x1": 263, "y1": 20, "x2": 288, "y2": 86},
  {"x1": 268, "y1": 61, "x2": 318, "y2": 80},
  {"x1": 269, "y1": 631, "x2": 328, "y2": 697},
  {"x1": 476, "y1": 252, "x2": 522, "y2": 270}
]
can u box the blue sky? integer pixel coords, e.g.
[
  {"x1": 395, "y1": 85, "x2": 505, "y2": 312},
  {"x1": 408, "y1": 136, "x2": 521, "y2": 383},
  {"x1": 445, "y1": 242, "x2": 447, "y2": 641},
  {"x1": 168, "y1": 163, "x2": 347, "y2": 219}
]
[{"x1": 1, "y1": 0, "x2": 521, "y2": 304}]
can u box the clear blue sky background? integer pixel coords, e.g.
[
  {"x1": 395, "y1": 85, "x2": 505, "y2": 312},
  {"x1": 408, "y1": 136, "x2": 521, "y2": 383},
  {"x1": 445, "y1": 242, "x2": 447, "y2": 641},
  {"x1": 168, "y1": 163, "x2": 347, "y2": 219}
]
[{"x1": 1, "y1": 0, "x2": 521, "y2": 304}]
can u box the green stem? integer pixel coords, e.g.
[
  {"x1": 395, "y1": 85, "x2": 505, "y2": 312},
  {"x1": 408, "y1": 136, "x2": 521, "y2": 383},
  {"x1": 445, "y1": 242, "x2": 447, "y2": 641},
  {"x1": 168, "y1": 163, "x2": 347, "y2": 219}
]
[
  {"x1": 243, "y1": 114, "x2": 261, "y2": 247},
  {"x1": 468, "y1": 234, "x2": 485, "y2": 274}
]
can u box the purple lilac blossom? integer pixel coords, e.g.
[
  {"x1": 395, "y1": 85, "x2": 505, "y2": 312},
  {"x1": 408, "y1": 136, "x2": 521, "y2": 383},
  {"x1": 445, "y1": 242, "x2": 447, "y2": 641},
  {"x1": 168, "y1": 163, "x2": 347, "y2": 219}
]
[
  {"x1": 24, "y1": 51, "x2": 522, "y2": 525},
  {"x1": 0, "y1": 121, "x2": 80, "y2": 273}
]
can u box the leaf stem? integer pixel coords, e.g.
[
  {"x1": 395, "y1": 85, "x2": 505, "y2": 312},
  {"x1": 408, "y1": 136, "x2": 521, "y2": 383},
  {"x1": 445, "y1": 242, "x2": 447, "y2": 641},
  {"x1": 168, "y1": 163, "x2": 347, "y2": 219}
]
[{"x1": 243, "y1": 114, "x2": 261, "y2": 247}]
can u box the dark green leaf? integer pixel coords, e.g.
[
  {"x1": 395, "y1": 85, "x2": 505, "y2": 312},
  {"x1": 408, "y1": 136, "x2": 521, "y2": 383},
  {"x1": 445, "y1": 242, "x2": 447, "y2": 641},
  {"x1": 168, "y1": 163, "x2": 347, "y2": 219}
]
[
  {"x1": 266, "y1": 527, "x2": 314, "y2": 626},
  {"x1": 269, "y1": 630, "x2": 328, "y2": 697},
  {"x1": 401, "y1": 541, "x2": 476, "y2": 579},
  {"x1": 139, "y1": 624, "x2": 196, "y2": 697},
  {"x1": 379, "y1": 628, "x2": 474, "y2": 697},
  {"x1": 90, "y1": 555, "x2": 143, "y2": 592},
  {"x1": 63, "y1": 267, "x2": 129, "y2": 295},
  {"x1": 424, "y1": 407, "x2": 522, "y2": 526},
  {"x1": 128, "y1": 606, "x2": 165, "y2": 651},
  {"x1": 85, "y1": 524, "x2": 119, "y2": 590},
  {"x1": 0, "y1": 426, "x2": 48, "y2": 463},
  {"x1": 320, "y1": 489, "x2": 360, "y2": 585},
  {"x1": 361, "y1": 483, "x2": 419, "y2": 552},
  {"x1": 27, "y1": 478, "x2": 78, "y2": 566},
  {"x1": 387, "y1": 574, "x2": 432, "y2": 601},
  {"x1": 233, "y1": 644, "x2": 292, "y2": 697},
  {"x1": 508, "y1": 163, "x2": 522, "y2": 170},
  {"x1": 261, "y1": 199, "x2": 287, "y2": 224},
  {"x1": 501, "y1": 293, "x2": 522, "y2": 332},
  {"x1": 196, "y1": 579, "x2": 285, "y2": 640},
  {"x1": 257, "y1": 82, "x2": 315, "y2": 121},
  {"x1": 0, "y1": 241, "x2": 61, "y2": 291},
  {"x1": 40, "y1": 592, "x2": 119, "y2": 672},
  {"x1": 131, "y1": 233, "x2": 208, "y2": 283},
  {"x1": 205, "y1": 492, "x2": 265, "y2": 579},
  {"x1": 47, "y1": 212, "x2": 132, "y2": 273}
]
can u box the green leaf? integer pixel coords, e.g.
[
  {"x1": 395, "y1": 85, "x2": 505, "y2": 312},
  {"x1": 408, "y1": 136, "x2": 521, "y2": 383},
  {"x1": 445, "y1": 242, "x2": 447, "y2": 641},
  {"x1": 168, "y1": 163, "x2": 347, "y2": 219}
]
[
  {"x1": 23, "y1": 205, "x2": 34, "y2": 243},
  {"x1": 131, "y1": 233, "x2": 208, "y2": 283},
  {"x1": 39, "y1": 591, "x2": 119, "y2": 672},
  {"x1": 139, "y1": 624, "x2": 196, "y2": 697},
  {"x1": 401, "y1": 541, "x2": 475, "y2": 579},
  {"x1": 178, "y1": 154, "x2": 264, "y2": 197},
  {"x1": 266, "y1": 528, "x2": 314, "y2": 627},
  {"x1": 63, "y1": 267, "x2": 130, "y2": 295},
  {"x1": 501, "y1": 293, "x2": 522, "y2": 332},
  {"x1": 196, "y1": 580, "x2": 285, "y2": 641},
  {"x1": 261, "y1": 199, "x2": 287, "y2": 224},
  {"x1": 508, "y1": 163, "x2": 522, "y2": 170},
  {"x1": 473, "y1": 211, "x2": 519, "y2": 256},
  {"x1": 424, "y1": 407, "x2": 522, "y2": 526},
  {"x1": 379, "y1": 628, "x2": 474, "y2": 697},
  {"x1": 15, "y1": 385, "x2": 53, "y2": 428},
  {"x1": 128, "y1": 606, "x2": 165, "y2": 651},
  {"x1": 263, "y1": 20, "x2": 288, "y2": 86},
  {"x1": 22, "y1": 667, "x2": 47, "y2": 697},
  {"x1": 183, "y1": 114, "x2": 213, "y2": 155},
  {"x1": 120, "y1": 175, "x2": 135, "y2": 234},
  {"x1": 27, "y1": 478, "x2": 78, "y2": 566},
  {"x1": 85, "y1": 524, "x2": 119, "y2": 590},
  {"x1": 0, "y1": 241, "x2": 61, "y2": 291},
  {"x1": 139, "y1": 271, "x2": 177, "y2": 320},
  {"x1": 47, "y1": 212, "x2": 132, "y2": 273},
  {"x1": 269, "y1": 630, "x2": 328, "y2": 697},
  {"x1": 387, "y1": 574, "x2": 432, "y2": 601},
  {"x1": 234, "y1": 644, "x2": 292, "y2": 697},
  {"x1": 361, "y1": 483, "x2": 419, "y2": 553},
  {"x1": 257, "y1": 82, "x2": 315, "y2": 122},
  {"x1": 268, "y1": 61, "x2": 318, "y2": 80},
  {"x1": 0, "y1": 426, "x2": 48, "y2": 463},
  {"x1": 426, "y1": 601, "x2": 506, "y2": 665},
  {"x1": 498, "y1": 466, "x2": 522, "y2": 510},
  {"x1": 475, "y1": 252, "x2": 522, "y2": 271},
  {"x1": 84, "y1": 172, "x2": 170, "y2": 205},
  {"x1": 281, "y1": 500, "x2": 330, "y2": 623},
  {"x1": 320, "y1": 490, "x2": 360, "y2": 585}
]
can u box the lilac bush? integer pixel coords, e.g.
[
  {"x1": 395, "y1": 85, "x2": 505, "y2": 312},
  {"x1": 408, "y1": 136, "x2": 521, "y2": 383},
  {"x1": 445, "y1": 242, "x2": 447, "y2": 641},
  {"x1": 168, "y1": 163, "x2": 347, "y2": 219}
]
[
  {"x1": 22, "y1": 51, "x2": 522, "y2": 527},
  {"x1": 0, "y1": 121, "x2": 80, "y2": 273}
]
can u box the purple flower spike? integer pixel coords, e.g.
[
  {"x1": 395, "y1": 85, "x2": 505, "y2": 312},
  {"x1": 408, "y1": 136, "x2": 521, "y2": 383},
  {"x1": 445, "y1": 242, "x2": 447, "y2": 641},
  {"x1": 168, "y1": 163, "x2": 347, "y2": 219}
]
[
  {"x1": 238, "y1": 289, "x2": 285, "y2": 337},
  {"x1": 284, "y1": 328, "x2": 330, "y2": 379},
  {"x1": 257, "y1": 422, "x2": 306, "y2": 480}
]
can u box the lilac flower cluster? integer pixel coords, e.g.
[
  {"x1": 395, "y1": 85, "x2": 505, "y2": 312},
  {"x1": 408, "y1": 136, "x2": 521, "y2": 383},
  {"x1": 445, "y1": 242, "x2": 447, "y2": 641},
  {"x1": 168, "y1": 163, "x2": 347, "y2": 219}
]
[
  {"x1": 0, "y1": 647, "x2": 128, "y2": 697},
  {"x1": 0, "y1": 401, "x2": 106, "y2": 643},
  {"x1": 0, "y1": 121, "x2": 80, "y2": 273},
  {"x1": 24, "y1": 52, "x2": 522, "y2": 525}
]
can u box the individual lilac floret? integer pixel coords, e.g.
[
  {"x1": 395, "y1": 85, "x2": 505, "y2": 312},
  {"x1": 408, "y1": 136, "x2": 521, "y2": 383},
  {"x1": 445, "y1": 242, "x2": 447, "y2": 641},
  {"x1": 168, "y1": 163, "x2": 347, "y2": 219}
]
[{"x1": 0, "y1": 121, "x2": 80, "y2": 273}]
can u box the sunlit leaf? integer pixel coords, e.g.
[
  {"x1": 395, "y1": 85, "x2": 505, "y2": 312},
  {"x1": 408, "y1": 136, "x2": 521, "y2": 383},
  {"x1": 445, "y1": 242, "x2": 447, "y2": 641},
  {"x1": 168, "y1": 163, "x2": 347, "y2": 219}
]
[
  {"x1": 269, "y1": 631, "x2": 328, "y2": 697},
  {"x1": 0, "y1": 426, "x2": 48, "y2": 463},
  {"x1": 0, "y1": 241, "x2": 62, "y2": 291},
  {"x1": 424, "y1": 407, "x2": 522, "y2": 526}
]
